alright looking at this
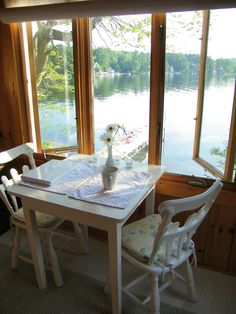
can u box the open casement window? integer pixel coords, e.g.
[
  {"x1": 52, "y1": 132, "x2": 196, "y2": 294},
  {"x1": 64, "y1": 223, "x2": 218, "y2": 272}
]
[
  {"x1": 156, "y1": 9, "x2": 236, "y2": 182},
  {"x1": 22, "y1": 18, "x2": 93, "y2": 156},
  {"x1": 161, "y1": 11, "x2": 205, "y2": 177},
  {"x1": 193, "y1": 9, "x2": 236, "y2": 182}
]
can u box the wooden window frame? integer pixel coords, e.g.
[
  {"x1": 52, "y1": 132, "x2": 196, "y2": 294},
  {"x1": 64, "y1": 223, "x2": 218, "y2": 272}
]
[
  {"x1": 22, "y1": 15, "x2": 161, "y2": 161},
  {"x1": 149, "y1": 13, "x2": 166, "y2": 165},
  {"x1": 25, "y1": 22, "x2": 42, "y2": 153},
  {"x1": 20, "y1": 11, "x2": 236, "y2": 182},
  {"x1": 193, "y1": 10, "x2": 236, "y2": 182},
  {"x1": 224, "y1": 79, "x2": 236, "y2": 182},
  {"x1": 73, "y1": 18, "x2": 94, "y2": 155},
  {"x1": 23, "y1": 18, "x2": 94, "y2": 156}
]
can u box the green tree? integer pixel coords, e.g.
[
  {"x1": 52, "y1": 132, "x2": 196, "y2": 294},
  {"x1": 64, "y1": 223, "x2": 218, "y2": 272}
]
[
  {"x1": 210, "y1": 141, "x2": 236, "y2": 178},
  {"x1": 93, "y1": 48, "x2": 111, "y2": 72},
  {"x1": 33, "y1": 20, "x2": 71, "y2": 87},
  {"x1": 37, "y1": 43, "x2": 74, "y2": 102},
  {"x1": 33, "y1": 16, "x2": 151, "y2": 86},
  {"x1": 92, "y1": 16, "x2": 151, "y2": 50},
  {"x1": 215, "y1": 58, "x2": 236, "y2": 76},
  {"x1": 167, "y1": 53, "x2": 188, "y2": 73}
]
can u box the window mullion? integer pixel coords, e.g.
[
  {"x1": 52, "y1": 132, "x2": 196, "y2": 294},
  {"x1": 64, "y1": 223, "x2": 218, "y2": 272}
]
[
  {"x1": 25, "y1": 22, "x2": 42, "y2": 152},
  {"x1": 224, "y1": 79, "x2": 236, "y2": 181},
  {"x1": 72, "y1": 18, "x2": 94, "y2": 155},
  {"x1": 149, "y1": 13, "x2": 166, "y2": 165},
  {"x1": 193, "y1": 10, "x2": 210, "y2": 160}
]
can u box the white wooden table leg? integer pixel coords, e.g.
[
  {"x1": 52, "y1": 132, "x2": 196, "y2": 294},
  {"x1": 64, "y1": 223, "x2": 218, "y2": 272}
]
[
  {"x1": 108, "y1": 223, "x2": 122, "y2": 314},
  {"x1": 72, "y1": 222, "x2": 89, "y2": 253},
  {"x1": 145, "y1": 185, "x2": 155, "y2": 216},
  {"x1": 23, "y1": 203, "x2": 47, "y2": 289}
]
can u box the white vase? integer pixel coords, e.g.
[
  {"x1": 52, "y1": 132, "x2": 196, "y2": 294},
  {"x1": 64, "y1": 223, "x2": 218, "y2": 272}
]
[{"x1": 105, "y1": 144, "x2": 115, "y2": 167}]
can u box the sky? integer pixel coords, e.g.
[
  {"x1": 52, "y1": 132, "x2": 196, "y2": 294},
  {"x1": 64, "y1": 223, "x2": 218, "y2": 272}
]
[
  {"x1": 92, "y1": 9, "x2": 236, "y2": 59},
  {"x1": 207, "y1": 9, "x2": 236, "y2": 59},
  {"x1": 31, "y1": 8, "x2": 236, "y2": 60}
]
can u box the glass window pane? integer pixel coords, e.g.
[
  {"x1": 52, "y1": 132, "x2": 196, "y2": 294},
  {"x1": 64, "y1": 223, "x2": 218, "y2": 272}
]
[
  {"x1": 92, "y1": 15, "x2": 151, "y2": 163},
  {"x1": 199, "y1": 9, "x2": 236, "y2": 175},
  {"x1": 162, "y1": 11, "x2": 212, "y2": 176},
  {"x1": 31, "y1": 20, "x2": 77, "y2": 150}
]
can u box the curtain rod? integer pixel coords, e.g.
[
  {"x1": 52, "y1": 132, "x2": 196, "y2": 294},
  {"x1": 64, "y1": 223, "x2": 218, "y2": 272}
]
[{"x1": 0, "y1": 0, "x2": 235, "y2": 23}]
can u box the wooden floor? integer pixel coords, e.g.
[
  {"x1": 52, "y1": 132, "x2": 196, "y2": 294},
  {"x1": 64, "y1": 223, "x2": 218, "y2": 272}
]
[{"x1": 1, "y1": 230, "x2": 236, "y2": 314}]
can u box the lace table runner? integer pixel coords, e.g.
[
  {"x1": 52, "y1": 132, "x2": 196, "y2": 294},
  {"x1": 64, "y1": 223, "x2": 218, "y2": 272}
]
[
  {"x1": 69, "y1": 170, "x2": 152, "y2": 209},
  {"x1": 20, "y1": 160, "x2": 152, "y2": 209}
]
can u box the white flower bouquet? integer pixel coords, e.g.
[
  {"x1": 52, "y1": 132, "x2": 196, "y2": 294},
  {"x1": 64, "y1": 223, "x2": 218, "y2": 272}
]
[
  {"x1": 100, "y1": 123, "x2": 126, "y2": 166},
  {"x1": 100, "y1": 123, "x2": 126, "y2": 146}
]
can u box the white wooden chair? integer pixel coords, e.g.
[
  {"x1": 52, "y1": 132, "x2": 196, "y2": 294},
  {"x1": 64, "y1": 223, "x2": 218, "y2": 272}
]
[
  {"x1": 120, "y1": 179, "x2": 223, "y2": 313},
  {"x1": 0, "y1": 174, "x2": 64, "y2": 287},
  {"x1": 9, "y1": 165, "x2": 89, "y2": 252},
  {"x1": 0, "y1": 143, "x2": 88, "y2": 287}
]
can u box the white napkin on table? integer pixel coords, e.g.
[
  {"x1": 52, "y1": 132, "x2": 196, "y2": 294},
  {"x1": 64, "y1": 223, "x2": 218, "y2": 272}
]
[{"x1": 20, "y1": 163, "x2": 100, "y2": 195}]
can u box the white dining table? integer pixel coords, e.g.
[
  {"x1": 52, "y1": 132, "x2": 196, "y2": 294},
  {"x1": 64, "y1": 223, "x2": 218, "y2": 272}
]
[{"x1": 8, "y1": 155, "x2": 165, "y2": 314}]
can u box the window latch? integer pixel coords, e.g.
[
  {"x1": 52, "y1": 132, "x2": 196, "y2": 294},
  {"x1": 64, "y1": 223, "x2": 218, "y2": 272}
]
[{"x1": 156, "y1": 123, "x2": 162, "y2": 135}]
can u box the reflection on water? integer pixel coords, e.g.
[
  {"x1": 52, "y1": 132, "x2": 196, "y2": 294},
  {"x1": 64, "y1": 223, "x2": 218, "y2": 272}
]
[
  {"x1": 93, "y1": 72, "x2": 201, "y2": 98},
  {"x1": 162, "y1": 75, "x2": 235, "y2": 177},
  {"x1": 40, "y1": 73, "x2": 235, "y2": 177},
  {"x1": 165, "y1": 72, "x2": 199, "y2": 92},
  {"x1": 94, "y1": 73, "x2": 150, "y2": 99}
]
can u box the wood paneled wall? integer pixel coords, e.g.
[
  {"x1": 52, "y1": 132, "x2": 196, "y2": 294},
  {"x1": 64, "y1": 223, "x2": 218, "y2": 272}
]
[{"x1": 0, "y1": 22, "x2": 29, "y2": 151}]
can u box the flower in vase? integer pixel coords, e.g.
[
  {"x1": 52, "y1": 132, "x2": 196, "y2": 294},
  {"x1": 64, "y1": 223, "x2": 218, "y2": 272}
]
[
  {"x1": 106, "y1": 123, "x2": 125, "y2": 135},
  {"x1": 101, "y1": 123, "x2": 126, "y2": 147},
  {"x1": 100, "y1": 132, "x2": 115, "y2": 146},
  {"x1": 106, "y1": 124, "x2": 117, "y2": 134}
]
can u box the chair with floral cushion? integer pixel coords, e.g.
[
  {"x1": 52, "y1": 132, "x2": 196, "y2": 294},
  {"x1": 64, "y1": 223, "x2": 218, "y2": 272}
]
[{"x1": 121, "y1": 179, "x2": 223, "y2": 314}]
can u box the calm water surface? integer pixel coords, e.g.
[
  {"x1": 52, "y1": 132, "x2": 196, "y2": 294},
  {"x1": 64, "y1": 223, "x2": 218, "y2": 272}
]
[{"x1": 40, "y1": 73, "x2": 235, "y2": 177}]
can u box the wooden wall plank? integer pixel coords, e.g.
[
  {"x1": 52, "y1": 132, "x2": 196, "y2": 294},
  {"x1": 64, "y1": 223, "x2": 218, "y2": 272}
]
[
  {"x1": 0, "y1": 21, "x2": 29, "y2": 151},
  {"x1": 203, "y1": 204, "x2": 236, "y2": 270},
  {"x1": 228, "y1": 230, "x2": 236, "y2": 273},
  {"x1": 0, "y1": 22, "x2": 12, "y2": 149}
]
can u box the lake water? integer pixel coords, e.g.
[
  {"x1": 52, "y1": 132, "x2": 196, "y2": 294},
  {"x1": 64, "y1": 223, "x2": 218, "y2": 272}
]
[{"x1": 40, "y1": 73, "x2": 235, "y2": 178}]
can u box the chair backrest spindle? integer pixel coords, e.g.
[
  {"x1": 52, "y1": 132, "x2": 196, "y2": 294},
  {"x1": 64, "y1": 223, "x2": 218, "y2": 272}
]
[
  {"x1": 10, "y1": 168, "x2": 21, "y2": 184},
  {"x1": 0, "y1": 176, "x2": 19, "y2": 215},
  {"x1": 0, "y1": 143, "x2": 36, "y2": 217},
  {"x1": 0, "y1": 142, "x2": 36, "y2": 169},
  {"x1": 148, "y1": 179, "x2": 223, "y2": 266}
]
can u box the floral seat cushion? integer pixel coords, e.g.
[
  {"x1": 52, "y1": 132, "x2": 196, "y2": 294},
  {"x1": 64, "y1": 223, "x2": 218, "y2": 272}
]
[
  {"x1": 122, "y1": 214, "x2": 162, "y2": 263},
  {"x1": 122, "y1": 214, "x2": 193, "y2": 268}
]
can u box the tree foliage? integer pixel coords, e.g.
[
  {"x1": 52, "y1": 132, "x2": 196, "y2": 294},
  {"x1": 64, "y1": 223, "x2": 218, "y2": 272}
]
[
  {"x1": 92, "y1": 16, "x2": 151, "y2": 50},
  {"x1": 210, "y1": 141, "x2": 236, "y2": 174},
  {"x1": 93, "y1": 48, "x2": 150, "y2": 74},
  {"x1": 37, "y1": 43, "x2": 236, "y2": 103},
  {"x1": 32, "y1": 15, "x2": 236, "y2": 103},
  {"x1": 33, "y1": 16, "x2": 150, "y2": 87}
]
